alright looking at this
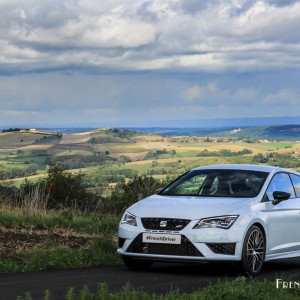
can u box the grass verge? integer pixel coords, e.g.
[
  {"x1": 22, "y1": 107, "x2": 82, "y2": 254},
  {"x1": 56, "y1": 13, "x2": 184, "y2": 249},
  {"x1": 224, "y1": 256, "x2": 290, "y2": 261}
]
[
  {"x1": 0, "y1": 238, "x2": 120, "y2": 272},
  {"x1": 0, "y1": 206, "x2": 121, "y2": 272},
  {"x1": 17, "y1": 277, "x2": 300, "y2": 300}
]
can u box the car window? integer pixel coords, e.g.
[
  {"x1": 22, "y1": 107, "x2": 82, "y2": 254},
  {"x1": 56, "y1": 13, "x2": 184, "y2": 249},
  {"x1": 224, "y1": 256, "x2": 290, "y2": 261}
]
[
  {"x1": 290, "y1": 174, "x2": 300, "y2": 198},
  {"x1": 266, "y1": 173, "x2": 296, "y2": 201},
  {"x1": 161, "y1": 169, "x2": 268, "y2": 197},
  {"x1": 171, "y1": 174, "x2": 207, "y2": 195}
]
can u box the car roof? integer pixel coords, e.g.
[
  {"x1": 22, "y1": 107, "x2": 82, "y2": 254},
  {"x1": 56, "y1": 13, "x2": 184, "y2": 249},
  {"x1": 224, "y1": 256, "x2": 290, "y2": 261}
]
[{"x1": 191, "y1": 164, "x2": 291, "y2": 174}]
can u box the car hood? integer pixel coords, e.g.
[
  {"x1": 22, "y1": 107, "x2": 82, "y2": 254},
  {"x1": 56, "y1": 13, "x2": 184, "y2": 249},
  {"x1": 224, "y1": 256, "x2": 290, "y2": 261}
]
[{"x1": 128, "y1": 195, "x2": 253, "y2": 220}]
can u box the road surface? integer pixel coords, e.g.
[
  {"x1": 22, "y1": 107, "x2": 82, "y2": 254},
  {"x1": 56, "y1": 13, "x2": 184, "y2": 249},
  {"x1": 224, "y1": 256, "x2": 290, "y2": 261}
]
[{"x1": 1, "y1": 259, "x2": 300, "y2": 299}]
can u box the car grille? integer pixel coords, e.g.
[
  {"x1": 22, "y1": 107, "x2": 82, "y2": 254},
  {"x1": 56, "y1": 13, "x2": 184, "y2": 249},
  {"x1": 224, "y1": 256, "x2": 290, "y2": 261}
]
[
  {"x1": 206, "y1": 243, "x2": 236, "y2": 255},
  {"x1": 126, "y1": 233, "x2": 203, "y2": 257},
  {"x1": 141, "y1": 218, "x2": 190, "y2": 231}
]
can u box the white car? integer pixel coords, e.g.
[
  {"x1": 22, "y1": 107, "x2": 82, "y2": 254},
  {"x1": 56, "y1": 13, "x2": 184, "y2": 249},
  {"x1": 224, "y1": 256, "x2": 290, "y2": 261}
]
[{"x1": 118, "y1": 164, "x2": 300, "y2": 275}]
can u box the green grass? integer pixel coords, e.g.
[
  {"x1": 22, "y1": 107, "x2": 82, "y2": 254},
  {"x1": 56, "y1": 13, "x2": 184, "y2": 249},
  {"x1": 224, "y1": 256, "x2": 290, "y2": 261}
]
[
  {"x1": 259, "y1": 142, "x2": 295, "y2": 150},
  {"x1": 0, "y1": 239, "x2": 120, "y2": 273},
  {"x1": 0, "y1": 207, "x2": 121, "y2": 272},
  {"x1": 17, "y1": 277, "x2": 300, "y2": 300},
  {"x1": 0, "y1": 209, "x2": 120, "y2": 235}
]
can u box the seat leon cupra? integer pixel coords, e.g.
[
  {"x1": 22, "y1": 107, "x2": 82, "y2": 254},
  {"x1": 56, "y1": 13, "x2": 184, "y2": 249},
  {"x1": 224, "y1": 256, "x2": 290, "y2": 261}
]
[{"x1": 118, "y1": 164, "x2": 300, "y2": 275}]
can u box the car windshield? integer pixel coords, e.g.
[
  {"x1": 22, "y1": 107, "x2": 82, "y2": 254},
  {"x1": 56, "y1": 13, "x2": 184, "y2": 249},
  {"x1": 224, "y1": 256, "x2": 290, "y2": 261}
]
[{"x1": 160, "y1": 169, "x2": 269, "y2": 198}]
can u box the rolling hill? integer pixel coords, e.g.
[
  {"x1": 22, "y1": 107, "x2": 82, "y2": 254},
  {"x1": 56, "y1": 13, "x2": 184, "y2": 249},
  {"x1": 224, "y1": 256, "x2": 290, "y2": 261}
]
[{"x1": 132, "y1": 125, "x2": 300, "y2": 141}]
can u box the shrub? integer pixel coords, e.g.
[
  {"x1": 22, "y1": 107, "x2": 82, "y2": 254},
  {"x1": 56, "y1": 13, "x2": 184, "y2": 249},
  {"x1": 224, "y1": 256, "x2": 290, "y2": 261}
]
[
  {"x1": 104, "y1": 175, "x2": 164, "y2": 214},
  {"x1": 19, "y1": 164, "x2": 101, "y2": 211}
]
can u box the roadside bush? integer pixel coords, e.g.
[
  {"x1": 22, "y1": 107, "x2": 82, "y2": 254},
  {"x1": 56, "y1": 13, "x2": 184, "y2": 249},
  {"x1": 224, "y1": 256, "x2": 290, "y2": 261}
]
[
  {"x1": 5, "y1": 167, "x2": 166, "y2": 214},
  {"x1": 104, "y1": 175, "x2": 164, "y2": 214},
  {"x1": 19, "y1": 164, "x2": 101, "y2": 211}
]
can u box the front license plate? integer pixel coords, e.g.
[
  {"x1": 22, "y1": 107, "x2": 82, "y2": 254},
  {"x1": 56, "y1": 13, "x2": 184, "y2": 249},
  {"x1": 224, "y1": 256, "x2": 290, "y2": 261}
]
[{"x1": 142, "y1": 233, "x2": 181, "y2": 244}]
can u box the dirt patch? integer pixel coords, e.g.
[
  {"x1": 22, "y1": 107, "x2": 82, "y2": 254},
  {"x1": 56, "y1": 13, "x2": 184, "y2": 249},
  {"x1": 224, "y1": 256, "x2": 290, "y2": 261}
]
[
  {"x1": 59, "y1": 133, "x2": 92, "y2": 144},
  {"x1": 0, "y1": 224, "x2": 95, "y2": 258}
]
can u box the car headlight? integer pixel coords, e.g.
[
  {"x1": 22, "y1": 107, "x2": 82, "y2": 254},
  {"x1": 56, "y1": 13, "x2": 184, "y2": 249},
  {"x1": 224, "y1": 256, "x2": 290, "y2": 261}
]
[
  {"x1": 193, "y1": 215, "x2": 239, "y2": 229},
  {"x1": 121, "y1": 212, "x2": 137, "y2": 226}
]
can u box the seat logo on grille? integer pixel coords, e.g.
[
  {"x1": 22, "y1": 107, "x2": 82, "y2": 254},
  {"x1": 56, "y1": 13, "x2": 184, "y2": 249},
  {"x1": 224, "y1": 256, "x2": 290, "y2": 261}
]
[{"x1": 160, "y1": 220, "x2": 167, "y2": 227}]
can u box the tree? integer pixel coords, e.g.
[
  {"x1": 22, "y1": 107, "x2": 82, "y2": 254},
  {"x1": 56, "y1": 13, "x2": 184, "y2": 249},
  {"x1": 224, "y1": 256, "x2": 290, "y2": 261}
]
[
  {"x1": 45, "y1": 164, "x2": 93, "y2": 209},
  {"x1": 20, "y1": 163, "x2": 99, "y2": 210},
  {"x1": 106, "y1": 175, "x2": 164, "y2": 213}
]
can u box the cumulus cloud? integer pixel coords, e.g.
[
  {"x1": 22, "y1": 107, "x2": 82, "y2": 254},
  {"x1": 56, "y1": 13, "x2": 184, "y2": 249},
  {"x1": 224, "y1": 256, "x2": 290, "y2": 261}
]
[
  {"x1": 264, "y1": 88, "x2": 298, "y2": 105},
  {"x1": 232, "y1": 87, "x2": 258, "y2": 102},
  {"x1": 0, "y1": 0, "x2": 300, "y2": 74},
  {"x1": 181, "y1": 85, "x2": 205, "y2": 102},
  {"x1": 182, "y1": 81, "x2": 226, "y2": 101},
  {"x1": 181, "y1": 82, "x2": 261, "y2": 109}
]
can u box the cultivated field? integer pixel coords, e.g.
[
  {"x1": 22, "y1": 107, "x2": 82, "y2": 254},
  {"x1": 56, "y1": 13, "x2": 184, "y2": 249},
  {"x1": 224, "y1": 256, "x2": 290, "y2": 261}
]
[{"x1": 1, "y1": 128, "x2": 300, "y2": 188}]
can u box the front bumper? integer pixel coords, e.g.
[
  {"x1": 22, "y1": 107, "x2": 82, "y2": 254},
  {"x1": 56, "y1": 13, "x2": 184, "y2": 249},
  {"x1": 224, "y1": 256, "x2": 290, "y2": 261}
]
[{"x1": 118, "y1": 219, "x2": 244, "y2": 262}]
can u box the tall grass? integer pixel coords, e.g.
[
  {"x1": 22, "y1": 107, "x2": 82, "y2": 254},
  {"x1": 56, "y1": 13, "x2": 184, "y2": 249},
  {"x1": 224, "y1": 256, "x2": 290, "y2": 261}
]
[
  {"x1": 18, "y1": 183, "x2": 50, "y2": 216},
  {"x1": 0, "y1": 201, "x2": 120, "y2": 235}
]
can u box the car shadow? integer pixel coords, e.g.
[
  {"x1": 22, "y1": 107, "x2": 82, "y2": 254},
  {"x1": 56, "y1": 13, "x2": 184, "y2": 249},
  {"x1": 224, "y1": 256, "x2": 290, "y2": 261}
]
[{"x1": 127, "y1": 258, "x2": 300, "y2": 279}]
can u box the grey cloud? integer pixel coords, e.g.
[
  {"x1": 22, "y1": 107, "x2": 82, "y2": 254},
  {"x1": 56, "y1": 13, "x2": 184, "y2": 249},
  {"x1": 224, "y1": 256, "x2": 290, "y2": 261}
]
[
  {"x1": 264, "y1": 88, "x2": 299, "y2": 105},
  {"x1": 0, "y1": 0, "x2": 300, "y2": 75},
  {"x1": 267, "y1": 0, "x2": 299, "y2": 7},
  {"x1": 1, "y1": 0, "x2": 300, "y2": 126}
]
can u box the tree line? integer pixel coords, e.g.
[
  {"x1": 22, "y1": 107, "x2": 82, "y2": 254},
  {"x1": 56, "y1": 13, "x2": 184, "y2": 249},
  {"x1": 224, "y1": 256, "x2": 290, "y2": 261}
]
[{"x1": 0, "y1": 164, "x2": 38, "y2": 180}]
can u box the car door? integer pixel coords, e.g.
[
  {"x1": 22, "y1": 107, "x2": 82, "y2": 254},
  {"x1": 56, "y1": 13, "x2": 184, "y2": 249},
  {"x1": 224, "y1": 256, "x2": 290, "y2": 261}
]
[{"x1": 264, "y1": 172, "x2": 300, "y2": 255}]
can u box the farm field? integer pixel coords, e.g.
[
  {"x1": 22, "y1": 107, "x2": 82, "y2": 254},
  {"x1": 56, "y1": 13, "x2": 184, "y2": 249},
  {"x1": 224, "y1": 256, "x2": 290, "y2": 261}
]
[{"x1": 1, "y1": 127, "x2": 300, "y2": 191}]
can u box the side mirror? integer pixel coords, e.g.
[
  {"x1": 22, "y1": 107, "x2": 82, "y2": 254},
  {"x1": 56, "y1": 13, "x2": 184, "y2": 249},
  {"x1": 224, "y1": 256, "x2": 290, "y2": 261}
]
[{"x1": 272, "y1": 191, "x2": 291, "y2": 205}]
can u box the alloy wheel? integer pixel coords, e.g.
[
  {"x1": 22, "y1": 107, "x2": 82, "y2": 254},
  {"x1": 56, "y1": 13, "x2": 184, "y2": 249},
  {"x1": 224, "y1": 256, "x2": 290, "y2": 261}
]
[{"x1": 241, "y1": 225, "x2": 266, "y2": 275}]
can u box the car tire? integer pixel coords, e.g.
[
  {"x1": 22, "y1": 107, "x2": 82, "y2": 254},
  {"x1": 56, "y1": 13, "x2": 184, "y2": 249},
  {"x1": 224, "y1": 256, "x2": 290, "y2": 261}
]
[
  {"x1": 122, "y1": 256, "x2": 153, "y2": 271},
  {"x1": 241, "y1": 225, "x2": 266, "y2": 276}
]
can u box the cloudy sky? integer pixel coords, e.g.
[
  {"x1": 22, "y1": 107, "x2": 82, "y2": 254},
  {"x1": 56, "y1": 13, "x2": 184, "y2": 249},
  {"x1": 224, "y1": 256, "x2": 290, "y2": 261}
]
[{"x1": 0, "y1": 0, "x2": 300, "y2": 127}]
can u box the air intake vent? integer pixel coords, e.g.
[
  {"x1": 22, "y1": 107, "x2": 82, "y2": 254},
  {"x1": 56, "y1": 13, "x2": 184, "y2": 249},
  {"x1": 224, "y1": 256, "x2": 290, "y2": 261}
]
[{"x1": 206, "y1": 243, "x2": 236, "y2": 255}]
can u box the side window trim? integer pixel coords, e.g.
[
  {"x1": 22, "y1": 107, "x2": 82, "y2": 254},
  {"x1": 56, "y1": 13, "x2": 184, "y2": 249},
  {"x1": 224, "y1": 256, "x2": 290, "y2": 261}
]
[
  {"x1": 288, "y1": 173, "x2": 297, "y2": 198},
  {"x1": 289, "y1": 173, "x2": 300, "y2": 198}
]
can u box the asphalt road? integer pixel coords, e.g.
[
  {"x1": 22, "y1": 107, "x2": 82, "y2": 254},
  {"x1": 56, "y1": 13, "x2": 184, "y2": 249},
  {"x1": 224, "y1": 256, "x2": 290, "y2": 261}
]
[{"x1": 1, "y1": 259, "x2": 300, "y2": 300}]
